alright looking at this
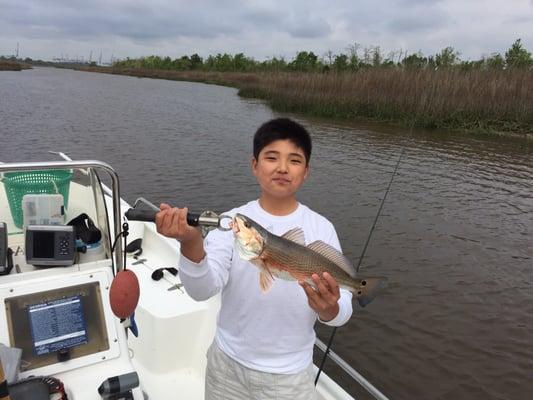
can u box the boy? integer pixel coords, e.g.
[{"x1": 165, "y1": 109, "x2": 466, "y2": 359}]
[{"x1": 156, "y1": 118, "x2": 353, "y2": 399}]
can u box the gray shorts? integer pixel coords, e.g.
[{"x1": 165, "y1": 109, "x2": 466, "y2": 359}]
[{"x1": 205, "y1": 341, "x2": 318, "y2": 400}]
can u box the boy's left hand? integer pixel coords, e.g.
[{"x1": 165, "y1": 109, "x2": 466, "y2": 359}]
[{"x1": 299, "y1": 272, "x2": 340, "y2": 322}]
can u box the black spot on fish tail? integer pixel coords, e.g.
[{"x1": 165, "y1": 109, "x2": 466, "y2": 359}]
[{"x1": 355, "y1": 277, "x2": 387, "y2": 307}]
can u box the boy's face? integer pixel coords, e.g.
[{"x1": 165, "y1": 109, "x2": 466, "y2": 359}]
[{"x1": 252, "y1": 139, "x2": 309, "y2": 201}]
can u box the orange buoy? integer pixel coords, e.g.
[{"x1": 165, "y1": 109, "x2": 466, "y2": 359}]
[{"x1": 109, "y1": 269, "x2": 140, "y2": 319}]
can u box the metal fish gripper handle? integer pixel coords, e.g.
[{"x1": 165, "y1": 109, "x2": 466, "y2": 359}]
[{"x1": 125, "y1": 197, "x2": 231, "y2": 236}]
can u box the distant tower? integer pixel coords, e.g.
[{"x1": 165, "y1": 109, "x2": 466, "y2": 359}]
[
  {"x1": 99, "y1": 51, "x2": 102, "y2": 65},
  {"x1": 16, "y1": 42, "x2": 19, "y2": 58},
  {"x1": 89, "y1": 50, "x2": 93, "y2": 63}
]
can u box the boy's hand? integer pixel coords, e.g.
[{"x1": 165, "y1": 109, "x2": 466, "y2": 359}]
[
  {"x1": 299, "y1": 272, "x2": 340, "y2": 322},
  {"x1": 155, "y1": 203, "x2": 205, "y2": 263}
]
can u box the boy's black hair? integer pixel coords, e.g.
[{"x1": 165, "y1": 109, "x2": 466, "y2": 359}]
[{"x1": 253, "y1": 118, "x2": 312, "y2": 164}]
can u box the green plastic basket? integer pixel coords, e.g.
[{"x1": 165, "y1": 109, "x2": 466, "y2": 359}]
[{"x1": 2, "y1": 169, "x2": 72, "y2": 228}]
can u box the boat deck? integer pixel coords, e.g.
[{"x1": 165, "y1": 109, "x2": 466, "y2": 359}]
[{"x1": 0, "y1": 165, "x2": 356, "y2": 399}]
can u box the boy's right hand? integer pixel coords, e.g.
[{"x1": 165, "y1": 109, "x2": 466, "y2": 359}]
[{"x1": 155, "y1": 203, "x2": 205, "y2": 262}]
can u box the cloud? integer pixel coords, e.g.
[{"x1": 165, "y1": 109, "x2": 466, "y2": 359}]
[
  {"x1": 241, "y1": 8, "x2": 282, "y2": 29},
  {"x1": 0, "y1": 1, "x2": 243, "y2": 41},
  {"x1": 388, "y1": 12, "x2": 449, "y2": 34},
  {"x1": 1, "y1": 0, "x2": 533, "y2": 61},
  {"x1": 286, "y1": 19, "x2": 331, "y2": 38}
]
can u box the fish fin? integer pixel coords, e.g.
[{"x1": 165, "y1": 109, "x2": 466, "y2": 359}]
[
  {"x1": 353, "y1": 277, "x2": 388, "y2": 307},
  {"x1": 250, "y1": 257, "x2": 265, "y2": 269},
  {"x1": 307, "y1": 241, "x2": 357, "y2": 278},
  {"x1": 281, "y1": 228, "x2": 306, "y2": 245},
  {"x1": 252, "y1": 258, "x2": 275, "y2": 293},
  {"x1": 259, "y1": 269, "x2": 274, "y2": 293}
]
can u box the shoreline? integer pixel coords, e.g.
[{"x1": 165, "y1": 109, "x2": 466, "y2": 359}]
[
  {"x1": 0, "y1": 62, "x2": 22, "y2": 71},
  {"x1": 0, "y1": 61, "x2": 33, "y2": 71},
  {"x1": 78, "y1": 66, "x2": 533, "y2": 141}
]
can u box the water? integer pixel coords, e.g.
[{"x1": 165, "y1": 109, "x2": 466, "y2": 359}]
[{"x1": 1, "y1": 67, "x2": 532, "y2": 400}]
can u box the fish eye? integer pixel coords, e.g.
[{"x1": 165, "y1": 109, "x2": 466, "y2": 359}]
[{"x1": 244, "y1": 222, "x2": 250, "y2": 228}]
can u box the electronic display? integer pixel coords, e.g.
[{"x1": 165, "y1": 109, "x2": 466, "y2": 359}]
[
  {"x1": 5, "y1": 281, "x2": 113, "y2": 373},
  {"x1": 25, "y1": 225, "x2": 75, "y2": 266},
  {"x1": 33, "y1": 231, "x2": 55, "y2": 258},
  {"x1": 28, "y1": 295, "x2": 88, "y2": 356}
]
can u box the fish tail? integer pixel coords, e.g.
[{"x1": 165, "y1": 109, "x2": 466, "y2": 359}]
[{"x1": 353, "y1": 277, "x2": 387, "y2": 307}]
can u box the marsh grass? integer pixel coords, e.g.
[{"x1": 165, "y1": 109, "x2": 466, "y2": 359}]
[
  {"x1": 0, "y1": 61, "x2": 22, "y2": 71},
  {"x1": 84, "y1": 67, "x2": 533, "y2": 136}
]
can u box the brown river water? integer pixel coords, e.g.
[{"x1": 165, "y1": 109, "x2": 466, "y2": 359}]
[{"x1": 1, "y1": 67, "x2": 532, "y2": 399}]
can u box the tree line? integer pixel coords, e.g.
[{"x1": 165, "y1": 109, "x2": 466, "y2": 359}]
[{"x1": 112, "y1": 39, "x2": 533, "y2": 73}]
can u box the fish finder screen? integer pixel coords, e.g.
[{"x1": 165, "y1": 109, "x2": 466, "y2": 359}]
[
  {"x1": 33, "y1": 231, "x2": 55, "y2": 258},
  {"x1": 28, "y1": 295, "x2": 89, "y2": 356}
]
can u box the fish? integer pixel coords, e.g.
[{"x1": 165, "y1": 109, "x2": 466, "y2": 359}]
[{"x1": 232, "y1": 213, "x2": 387, "y2": 307}]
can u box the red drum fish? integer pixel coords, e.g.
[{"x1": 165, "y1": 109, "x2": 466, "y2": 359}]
[{"x1": 232, "y1": 213, "x2": 386, "y2": 307}]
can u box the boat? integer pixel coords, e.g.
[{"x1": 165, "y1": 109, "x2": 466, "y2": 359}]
[{"x1": 0, "y1": 157, "x2": 389, "y2": 399}]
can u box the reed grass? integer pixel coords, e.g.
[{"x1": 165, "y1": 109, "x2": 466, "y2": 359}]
[
  {"x1": 0, "y1": 61, "x2": 22, "y2": 71},
  {"x1": 83, "y1": 67, "x2": 533, "y2": 136}
]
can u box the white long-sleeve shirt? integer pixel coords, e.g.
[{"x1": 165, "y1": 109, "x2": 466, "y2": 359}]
[{"x1": 179, "y1": 200, "x2": 353, "y2": 374}]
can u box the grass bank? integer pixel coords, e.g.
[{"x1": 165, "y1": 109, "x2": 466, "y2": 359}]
[
  {"x1": 0, "y1": 61, "x2": 23, "y2": 71},
  {"x1": 82, "y1": 67, "x2": 533, "y2": 138}
]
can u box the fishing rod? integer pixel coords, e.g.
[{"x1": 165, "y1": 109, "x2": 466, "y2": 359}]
[{"x1": 314, "y1": 146, "x2": 406, "y2": 386}]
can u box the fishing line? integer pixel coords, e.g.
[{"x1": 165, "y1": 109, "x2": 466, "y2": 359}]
[
  {"x1": 314, "y1": 149, "x2": 405, "y2": 386},
  {"x1": 315, "y1": 107, "x2": 419, "y2": 386},
  {"x1": 355, "y1": 148, "x2": 405, "y2": 272}
]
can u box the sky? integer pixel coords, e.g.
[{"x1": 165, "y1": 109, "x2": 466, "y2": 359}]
[{"x1": 1, "y1": 0, "x2": 533, "y2": 63}]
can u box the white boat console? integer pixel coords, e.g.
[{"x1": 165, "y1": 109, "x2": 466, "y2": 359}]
[
  {"x1": 0, "y1": 161, "x2": 142, "y2": 399},
  {"x1": 0, "y1": 262, "x2": 141, "y2": 399}
]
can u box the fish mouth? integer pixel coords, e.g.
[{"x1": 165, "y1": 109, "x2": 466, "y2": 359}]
[
  {"x1": 232, "y1": 215, "x2": 246, "y2": 235},
  {"x1": 232, "y1": 218, "x2": 240, "y2": 235}
]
